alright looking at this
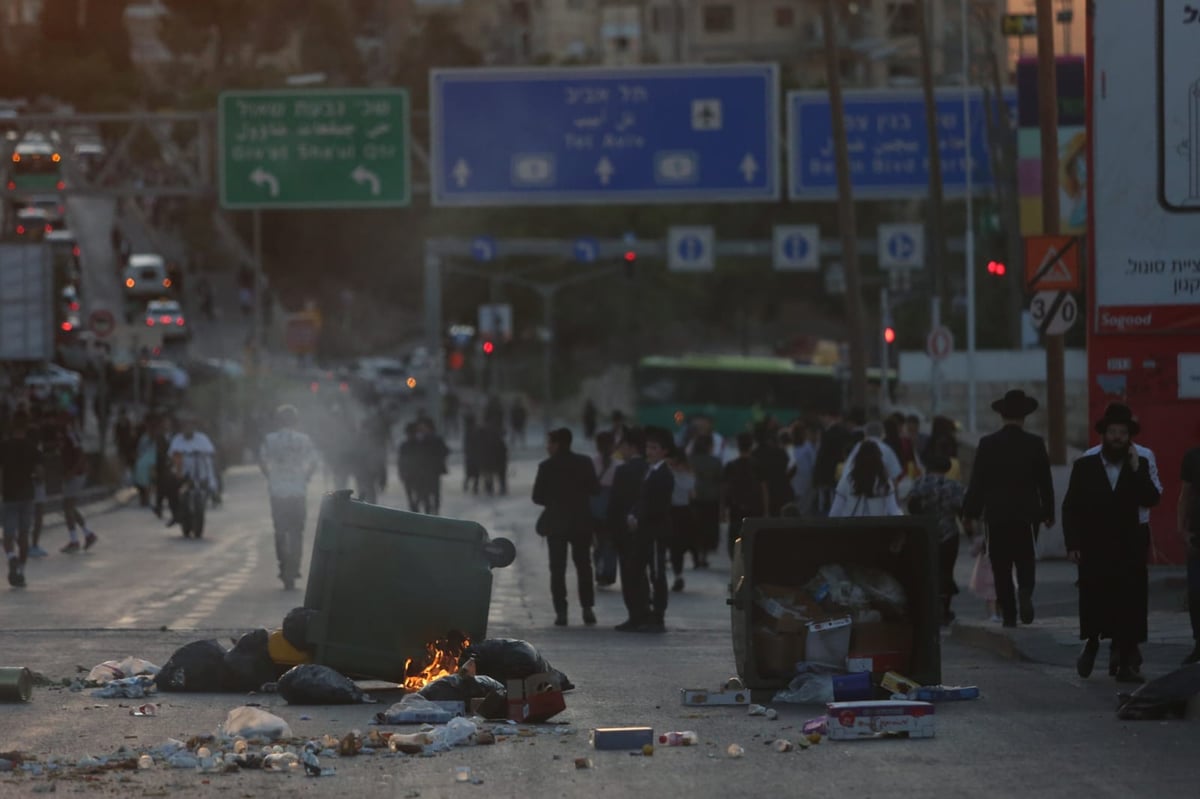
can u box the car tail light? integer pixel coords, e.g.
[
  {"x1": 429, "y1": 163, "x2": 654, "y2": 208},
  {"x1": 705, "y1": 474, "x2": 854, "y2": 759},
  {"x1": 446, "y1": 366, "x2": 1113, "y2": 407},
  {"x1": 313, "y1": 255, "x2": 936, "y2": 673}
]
[
  {"x1": 175, "y1": 317, "x2": 185, "y2": 326},
  {"x1": 15, "y1": 225, "x2": 24, "y2": 235},
  {"x1": 72, "y1": 246, "x2": 80, "y2": 256},
  {"x1": 6, "y1": 181, "x2": 14, "y2": 190},
  {"x1": 60, "y1": 321, "x2": 72, "y2": 332},
  {"x1": 125, "y1": 278, "x2": 135, "y2": 288},
  {"x1": 69, "y1": 302, "x2": 79, "y2": 311},
  {"x1": 339, "y1": 381, "x2": 349, "y2": 393},
  {"x1": 146, "y1": 318, "x2": 155, "y2": 326},
  {"x1": 44, "y1": 224, "x2": 52, "y2": 233},
  {"x1": 310, "y1": 381, "x2": 320, "y2": 393},
  {"x1": 163, "y1": 279, "x2": 172, "y2": 288},
  {"x1": 56, "y1": 180, "x2": 65, "y2": 190},
  {"x1": 10, "y1": 153, "x2": 18, "y2": 163}
]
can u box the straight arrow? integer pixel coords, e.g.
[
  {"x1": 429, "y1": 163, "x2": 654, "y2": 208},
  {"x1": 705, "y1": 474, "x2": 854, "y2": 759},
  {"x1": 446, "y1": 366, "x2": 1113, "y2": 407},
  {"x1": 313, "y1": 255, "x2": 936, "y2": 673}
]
[
  {"x1": 250, "y1": 167, "x2": 279, "y2": 197},
  {"x1": 739, "y1": 153, "x2": 759, "y2": 183},
  {"x1": 596, "y1": 157, "x2": 614, "y2": 186},
  {"x1": 351, "y1": 165, "x2": 382, "y2": 196},
  {"x1": 452, "y1": 159, "x2": 471, "y2": 188}
]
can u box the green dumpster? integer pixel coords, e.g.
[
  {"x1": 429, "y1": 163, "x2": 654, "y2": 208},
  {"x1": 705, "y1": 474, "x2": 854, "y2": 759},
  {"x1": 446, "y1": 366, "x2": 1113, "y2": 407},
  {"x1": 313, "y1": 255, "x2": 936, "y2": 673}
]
[
  {"x1": 728, "y1": 516, "x2": 941, "y2": 692},
  {"x1": 303, "y1": 491, "x2": 515, "y2": 682}
]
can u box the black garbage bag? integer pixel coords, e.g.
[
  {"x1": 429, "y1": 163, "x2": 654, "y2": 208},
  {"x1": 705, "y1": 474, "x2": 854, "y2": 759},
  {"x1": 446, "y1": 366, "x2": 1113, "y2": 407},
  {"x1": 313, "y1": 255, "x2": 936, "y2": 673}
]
[
  {"x1": 277, "y1": 664, "x2": 372, "y2": 705},
  {"x1": 224, "y1": 629, "x2": 287, "y2": 692},
  {"x1": 155, "y1": 639, "x2": 232, "y2": 692},
  {"x1": 461, "y1": 638, "x2": 574, "y2": 691},
  {"x1": 1117, "y1": 664, "x2": 1200, "y2": 720},
  {"x1": 418, "y1": 673, "x2": 505, "y2": 702},
  {"x1": 282, "y1": 607, "x2": 319, "y2": 653}
]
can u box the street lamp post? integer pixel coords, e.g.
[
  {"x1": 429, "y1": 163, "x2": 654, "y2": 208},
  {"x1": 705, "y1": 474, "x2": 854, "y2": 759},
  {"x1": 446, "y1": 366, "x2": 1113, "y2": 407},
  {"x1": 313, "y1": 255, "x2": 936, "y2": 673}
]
[{"x1": 962, "y1": 0, "x2": 978, "y2": 433}]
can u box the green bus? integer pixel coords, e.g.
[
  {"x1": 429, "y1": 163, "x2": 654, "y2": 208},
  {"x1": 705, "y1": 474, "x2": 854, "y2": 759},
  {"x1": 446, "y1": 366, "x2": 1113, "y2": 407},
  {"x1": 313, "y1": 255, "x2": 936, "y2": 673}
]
[
  {"x1": 7, "y1": 140, "x2": 65, "y2": 194},
  {"x1": 635, "y1": 354, "x2": 893, "y2": 437}
]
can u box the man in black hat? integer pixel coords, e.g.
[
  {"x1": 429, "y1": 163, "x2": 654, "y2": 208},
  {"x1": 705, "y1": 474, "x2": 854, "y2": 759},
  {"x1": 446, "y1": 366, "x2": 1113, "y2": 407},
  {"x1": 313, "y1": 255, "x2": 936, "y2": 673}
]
[
  {"x1": 1063, "y1": 404, "x2": 1161, "y2": 683},
  {"x1": 963, "y1": 389, "x2": 1055, "y2": 628}
]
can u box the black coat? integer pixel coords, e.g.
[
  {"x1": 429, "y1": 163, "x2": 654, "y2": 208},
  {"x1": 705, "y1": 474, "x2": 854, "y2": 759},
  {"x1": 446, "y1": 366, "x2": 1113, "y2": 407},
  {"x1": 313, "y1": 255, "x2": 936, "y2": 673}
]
[
  {"x1": 632, "y1": 462, "x2": 675, "y2": 540},
  {"x1": 607, "y1": 456, "x2": 647, "y2": 529},
  {"x1": 1062, "y1": 453, "x2": 1161, "y2": 642},
  {"x1": 962, "y1": 424, "x2": 1055, "y2": 527},
  {"x1": 532, "y1": 451, "x2": 599, "y2": 539}
]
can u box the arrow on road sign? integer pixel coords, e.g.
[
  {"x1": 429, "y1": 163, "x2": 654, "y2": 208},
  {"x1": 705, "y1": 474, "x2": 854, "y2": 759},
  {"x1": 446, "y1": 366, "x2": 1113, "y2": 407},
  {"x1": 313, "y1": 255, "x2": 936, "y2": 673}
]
[
  {"x1": 573, "y1": 238, "x2": 598, "y2": 263},
  {"x1": 351, "y1": 165, "x2": 382, "y2": 196},
  {"x1": 452, "y1": 159, "x2": 472, "y2": 188},
  {"x1": 472, "y1": 237, "x2": 497, "y2": 262},
  {"x1": 679, "y1": 235, "x2": 703, "y2": 260},
  {"x1": 740, "y1": 154, "x2": 759, "y2": 183},
  {"x1": 889, "y1": 233, "x2": 915, "y2": 259},
  {"x1": 596, "y1": 157, "x2": 615, "y2": 186},
  {"x1": 250, "y1": 167, "x2": 279, "y2": 197}
]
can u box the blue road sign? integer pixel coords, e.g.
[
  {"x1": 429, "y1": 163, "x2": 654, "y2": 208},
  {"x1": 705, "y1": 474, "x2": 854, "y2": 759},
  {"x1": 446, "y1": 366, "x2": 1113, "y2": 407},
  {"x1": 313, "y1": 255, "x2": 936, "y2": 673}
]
[
  {"x1": 431, "y1": 65, "x2": 780, "y2": 206},
  {"x1": 889, "y1": 233, "x2": 915, "y2": 260},
  {"x1": 573, "y1": 237, "x2": 599, "y2": 263},
  {"x1": 678, "y1": 235, "x2": 704, "y2": 261},
  {"x1": 788, "y1": 88, "x2": 1017, "y2": 200},
  {"x1": 783, "y1": 234, "x2": 809, "y2": 261},
  {"x1": 472, "y1": 236, "x2": 497, "y2": 262},
  {"x1": 773, "y1": 225, "x2": 819, "y2": 271}
]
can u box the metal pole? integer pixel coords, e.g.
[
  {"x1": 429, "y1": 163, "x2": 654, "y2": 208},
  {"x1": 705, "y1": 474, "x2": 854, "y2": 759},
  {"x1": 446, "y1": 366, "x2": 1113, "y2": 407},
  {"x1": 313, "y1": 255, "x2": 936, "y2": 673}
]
[
  {"x1": 880, "y1": 285, "x2": 890, "y2": 419},
  {"x1": 542, "y1": 287, "x2": 554, "y2": 430},
  {"x1": 423, "y1": 247, "x2": 443, "y2": 431},
  {"x1": 963, "y1": 0, "x2": 978, "y2": 433},
  {"x1": 915, "y1": 0, "x2": 950, "y2": 317},
  {"x1": 930, "y1": 295, "x2": 942, "y2": 416},
  {"x1": 1036, "y1": 0, "x2": 1066, "y2": 464},
  {"x1": 251, "y1": 210, "x2": 262, "y2": 361}
]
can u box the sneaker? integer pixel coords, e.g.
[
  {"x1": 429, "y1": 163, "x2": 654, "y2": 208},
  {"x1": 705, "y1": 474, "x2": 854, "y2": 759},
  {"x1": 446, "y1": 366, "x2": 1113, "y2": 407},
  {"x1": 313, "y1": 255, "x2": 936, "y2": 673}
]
[
  {"x1": 60, "y1": 541, "x2": 80, "y2": 554},
  {"x1": 27, "y1": 546, "x2": 48, "y2": 558},
  {"x1": 83, "y1": 532, "x2": 98, "y2": 551}
]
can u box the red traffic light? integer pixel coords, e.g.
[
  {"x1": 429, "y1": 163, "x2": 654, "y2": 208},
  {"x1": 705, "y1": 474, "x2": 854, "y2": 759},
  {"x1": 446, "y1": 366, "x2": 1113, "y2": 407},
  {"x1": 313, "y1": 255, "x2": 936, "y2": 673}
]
[
  {"x1": 884, "y1": 327, "x2": 896, "y2": 344},
  {"x1": 482, "y1": 340, "x2": 495, "y2": 355},
  {"x1": 986, "y1": 260, "x2": 1007, "y2": 276},
  {"x1": 448, "y1": 351, "x2": 465, "y2": 371},
  {"x1": 623, "y1": 250, "x2": 636, "y2": 262}
]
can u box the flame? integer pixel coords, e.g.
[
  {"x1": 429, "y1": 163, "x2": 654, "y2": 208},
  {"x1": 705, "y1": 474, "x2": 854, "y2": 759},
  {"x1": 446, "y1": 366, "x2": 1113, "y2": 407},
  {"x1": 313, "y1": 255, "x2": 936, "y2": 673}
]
[{"x1": 402, "y1": 636, "x2": 470, "y2": 691}]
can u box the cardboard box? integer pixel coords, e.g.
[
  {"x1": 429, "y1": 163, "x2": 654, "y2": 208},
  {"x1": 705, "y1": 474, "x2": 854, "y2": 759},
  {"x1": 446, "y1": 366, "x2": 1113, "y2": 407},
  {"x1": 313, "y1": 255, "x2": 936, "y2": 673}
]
[
  {"x1": 753, "y1": 626, "x2": 805, "y2": 678},
  {"x1": 804, "y1": 616, "x2": 853, "y2": 668},
  {"x1": 847, "y1": 621, "x2": 913, "y2": 674},
  {"x1": 506, "y1": 673, "x2": 566, "y2": 723},
  {"x1": 846, "y1": 653, "x2": 909, "y2": 675},
  {"x1": 825, "y1": 700, "x2": 935, "y2": 740},
  {"x1": 591, "y1": 727, "x2": 654, "y2": 750},
  {"x1": 880, "y1": 671, "x2": 921, "y2": 696}
]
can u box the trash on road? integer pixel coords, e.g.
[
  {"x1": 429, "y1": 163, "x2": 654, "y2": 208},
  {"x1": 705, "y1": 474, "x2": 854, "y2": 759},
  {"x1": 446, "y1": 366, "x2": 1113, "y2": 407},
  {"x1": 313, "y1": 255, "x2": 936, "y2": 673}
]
[
  {"x1": 129, "y1": 703, "x2": 157, "y2": 717},
  {"x1": 377, "y1": 693, "x2": 457, "y2": 725},
  {"x1": 726, "y1": 744, "x2": 745, "y2": 758},
  {"x1": 679, "y1": 684, "x2": 749, "y2": 706},
  {"x1": 225, "y1": 629, "x2": 287, "y2": 693},
  {"x1": 0, "y1": 667, "x2": 33, "y2": 702},
  {"x1": 427, "y1": 717, "x2": 480, "y2": 753},
  {"x1": 91, "y1": 676, "x2": 156, "y2": 699},
  {"x1": 773, "y1": 671, "x2": 835, "y2": 704},
  {"x1": 825, "y1": 700, "x2": 935, "y2": 741},
  {"x1": 880, "y1": 671, "x2": 920, "y2": 698},
  {"x1": 220, "y1": 706, "x2": 293, "y2": 741},
  {"x1": 507, "y1": 673, "x2": 565, "y2": 723},
  {"x1": 832, "y1": 672, "x2": 874, "y2": 702},
  {"x1": 155, "y1": 640, "x2": 231, "y2": 693},
  {"x1": 913, "y1": 685, "x2": 980, "y2": 702},
  {"x1": 461, "y1": 638, "x2": 574, "y2": 692},
  {"x1": 658, "y1": 731, "x2": 698, "y2": 746},
  {"x1": 1117, "y1": 664, "x2": 1200, "y2": 720},
  {"x1": 277, "y1": 664, "x2": 374, "y2": 705},
  {"x1": 773, "y1": 738, "x2": 794, "y2": 753},
  {"x1": 85, "y1": 658, "x2": 160, "y2": 686},
  {"x1": 591, "y1": 727, "x2": 653, "y2": 751},
  {"x1": 747, "y1": 703, "x2": 767, "y2": 716},
  {"x1": 454, "y1": 765, "x2": 472, "y2": 782}
]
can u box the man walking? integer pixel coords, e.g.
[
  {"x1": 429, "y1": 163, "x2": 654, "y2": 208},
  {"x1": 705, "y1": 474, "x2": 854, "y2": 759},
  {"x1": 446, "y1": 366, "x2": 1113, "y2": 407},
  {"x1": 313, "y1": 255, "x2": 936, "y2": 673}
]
[
  {"x1": 963, "y1": 390, "x2": 1055, "y2": 628},
  {"x1": 1179, "y1": 434, "x2": 1200, "y2": 665},
  {"x1": 532, "y1": 428, "x2": 599, "y2": 627},
  {"x1": 620, "y1": 428, "x2": 675, "y2": 633},
  {"x1": 608, "y1": 428, "x2": 647, "y2": 628},
  {"x1": 1064, "y1": 404, "x2": 1161, "y2": 683},
  {"x1": 259, "y1": 405, "x2": 319, "y2": 590},
  {"x1": 812, "y1": 409, "x2": 852, "y2": 515},
  {"x1": 2, "y1": 411, "x2": 42, "y2": 587}
]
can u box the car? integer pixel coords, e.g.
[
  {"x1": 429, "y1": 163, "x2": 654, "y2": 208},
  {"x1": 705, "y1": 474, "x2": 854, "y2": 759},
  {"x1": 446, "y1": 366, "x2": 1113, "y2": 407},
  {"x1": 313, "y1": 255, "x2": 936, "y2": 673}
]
[
  {"x1": 13, "y1": 206, "x2": 51, "y2": 239},
  {"x1": 144, "y1": 298, "x2": 189, "y2": 340},
  {"x1": 340, "y1": 356, "x2": 420, "y2": 400},
  {"x1": 46, "y1": 229, "x2": 81, "y2": 282},
  {"x1": 23, "y1": 363, "x2": 82, "y2": 400},
  {"x1": 24, "y1": 194, "x2": 66, "y2": 226},
  {"x1": 123, "y1": 253, "x2": 171, "y2": 298}
]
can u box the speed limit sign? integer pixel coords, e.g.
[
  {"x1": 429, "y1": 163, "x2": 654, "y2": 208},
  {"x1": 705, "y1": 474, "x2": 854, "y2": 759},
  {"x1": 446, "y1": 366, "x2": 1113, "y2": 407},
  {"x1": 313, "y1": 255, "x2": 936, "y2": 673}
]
[{"x1": 1029, "y1": 290, "x2": 1078, "y2": 336}]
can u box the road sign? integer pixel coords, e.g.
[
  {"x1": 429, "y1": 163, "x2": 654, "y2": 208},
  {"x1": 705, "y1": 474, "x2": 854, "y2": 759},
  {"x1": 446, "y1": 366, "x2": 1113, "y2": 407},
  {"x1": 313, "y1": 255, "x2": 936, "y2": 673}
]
[
  {"x1": 1002, "y1": 13, "x2": 1037, "y2": 36},
  {"x1": 926, "y1": 325, "x2": 954, "y2": 362},
  {"x1": 218, "y1": 89, "x2": 411, "y2": 209},
  {"x1": 878, "y1": 224, "x2": 925, "y2": 269},
  {"x1": 572, "y1": 237, "x2": 599, "y2": 263},
  {"x1": 477, "y1": 303, "x2": 513, "y2": 340},
  {"x1": 788, "y1": 89, "x2": 1016, "y2": 200},
  {"x1": 773, "y1": 225, "x2": 820, "y2": 271},
  {"x1": 1024, "y1": 234, "x2": 1080, "y2": 291},
  {"x1": 431, "y1": 65, "x2": 780, "y2": 206},
  {"x1": 1030, "y1": 290, "x2": 1079, "y2": 336},
  {"x1": 667, "y1": 226, "x2": 715, "y2": 272},
  {"x1": 88, "y1": 308, "x2": 115, "y2": 338},
  {"x1": 471, "y1": 236, "x2": 498, "y2": 262}
]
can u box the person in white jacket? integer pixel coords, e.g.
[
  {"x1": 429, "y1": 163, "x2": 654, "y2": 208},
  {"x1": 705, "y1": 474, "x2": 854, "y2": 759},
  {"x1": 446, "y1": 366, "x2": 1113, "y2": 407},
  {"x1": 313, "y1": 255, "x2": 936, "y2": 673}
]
[
  {"x1": 259, "y1": 405, "x2": 319, "y2": 590},
  {"x1": 829, "y1": 440, "x2": 903, "y2": 518}
]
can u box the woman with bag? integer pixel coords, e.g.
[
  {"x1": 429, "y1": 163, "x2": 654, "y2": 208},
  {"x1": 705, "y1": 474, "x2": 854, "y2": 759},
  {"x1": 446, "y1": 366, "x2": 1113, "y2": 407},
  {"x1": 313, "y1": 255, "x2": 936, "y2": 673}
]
[{"x1": 829, "y1": 440, "x2": 903, "y2": 518}]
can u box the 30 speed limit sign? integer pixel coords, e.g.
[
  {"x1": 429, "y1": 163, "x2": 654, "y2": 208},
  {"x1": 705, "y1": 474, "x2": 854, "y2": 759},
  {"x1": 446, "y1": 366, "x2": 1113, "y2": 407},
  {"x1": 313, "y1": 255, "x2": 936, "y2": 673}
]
[{"x1": 1029, "y1": 290, "x2": 1078, "y2": 336}]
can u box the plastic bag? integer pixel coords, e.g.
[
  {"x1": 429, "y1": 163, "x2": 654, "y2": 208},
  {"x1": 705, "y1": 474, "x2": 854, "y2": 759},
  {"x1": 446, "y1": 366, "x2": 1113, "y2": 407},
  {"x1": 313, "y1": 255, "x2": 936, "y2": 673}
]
[
  {"x1": 427, "y1": 717, "x2": 479, "y2": 753},
  {"x1": 156, "y1": 639, "x2": 231, "y2": 693},
  {"x1": 461, "y1": 638, "x2": 574, "y2": 691},
  {"x1": 91, "y1": 675, "x2": 156, "y2": 699},
  {"x1": 220, "y1": 706, "x2": 293, "y2": 741},
  {"x1": 418, "y1": 673, "x2": 505, "y2": 702},
  {"x1": 847, "y1": 565, "x2": 908, "y2": 619},
  {"x1": 86, "y1": 657, "x2": 160, "y2": 685},
  {"x1": 1117, "y1": 664, "x2": 1200, "y2": 720},
  {"x1": 225, "y1": 629, "x2": 286, "y2": 692},
  {"x1": 282, "y1": 607, "x2": 318, "y2": 653},
  {"x1": 804, "y1": 564, "x2": 869, "y2": 611},
  {"x1": 773, "y1": 673, "x2": 835, "y2": 705},
  {"x1": 277, "y1": 664, "x2": 373, "y2": 705},
  {"x1": 377, "y1": 694, "x2": 456, "y2": 725}
]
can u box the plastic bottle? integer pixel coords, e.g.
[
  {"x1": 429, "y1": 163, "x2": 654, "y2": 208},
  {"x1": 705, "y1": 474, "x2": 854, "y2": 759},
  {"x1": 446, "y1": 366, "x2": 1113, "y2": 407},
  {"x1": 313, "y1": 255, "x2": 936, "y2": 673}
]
[
  {"x1": 658, "y1": 731, "x2": 699, "y2": 747},
  {"x1": 137, "y1": 755, "x2": 153, "y2": 770}
]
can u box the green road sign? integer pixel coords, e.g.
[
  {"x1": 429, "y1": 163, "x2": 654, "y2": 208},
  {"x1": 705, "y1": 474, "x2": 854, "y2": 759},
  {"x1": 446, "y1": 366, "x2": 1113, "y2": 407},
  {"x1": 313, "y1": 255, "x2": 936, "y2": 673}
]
[{"x1": 219, "y1": 89, "x2": 410, "y2": 209}]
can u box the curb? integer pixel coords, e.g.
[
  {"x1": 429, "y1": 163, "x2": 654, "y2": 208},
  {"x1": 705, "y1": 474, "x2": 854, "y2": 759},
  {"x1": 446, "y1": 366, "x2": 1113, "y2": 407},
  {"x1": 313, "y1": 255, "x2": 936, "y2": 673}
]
[{"x1": 949, "y1": 621, "x2": 1076, "y2": 668}]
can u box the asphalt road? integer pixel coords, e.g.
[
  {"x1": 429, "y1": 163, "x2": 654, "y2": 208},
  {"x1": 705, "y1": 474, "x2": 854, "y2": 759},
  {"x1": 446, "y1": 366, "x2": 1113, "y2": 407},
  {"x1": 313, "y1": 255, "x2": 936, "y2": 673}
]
[{"x1": 1, "y1": 451, "x2": 1198, "y2": 798}]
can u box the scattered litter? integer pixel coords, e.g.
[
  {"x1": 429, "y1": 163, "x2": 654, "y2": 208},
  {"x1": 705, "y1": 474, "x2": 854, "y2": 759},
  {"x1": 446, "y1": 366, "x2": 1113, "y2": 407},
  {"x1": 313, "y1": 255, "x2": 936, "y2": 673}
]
[
  {"x1": 765, "y1": 708, "x2": 779, "y2": 721},
  {"x1": 92, "y1": 676, "x2": 156, "y2": 699},
  {"x1": 225, "y1": 629, "x2": 286, "y2": 693},
  {"x1": 428, "y1": 717, "x2": 479, "y2": 753},
  {"x1": 914, "y1": 685, "x2": 980, "y2": 702},
  {"x1": 378, "y1": 694, "x2": 456, "y2": 725},
  {"x1": 454, "y1": 766, "x2": 471, "y2": 783},
  {"x1": 462, "y1": 638, "x2": 573, "y2": 692},
  {"x1": 221, "y1": 706, "x2": 293, "y2": 741},
  {"x1": 825, "y1": 700, "x2": 935, "y2": 740},
  {"x1": 388, "y1": 732, "x2": 434, "y2": 754},
  {"x1": 76, "y1": 756, "x2": 102, "y2": 768},
  {"x1": 130, "y1": 703, "x2": 157, "y2": 717},
  {"x1": 802, "y1": 717, "x2": 827, "y2": 737},
  {"x1": 726, "y1": 744, "x2": 745, "y2": 759},
  {"x1": 86, "y1": 658, "x2": 160, "y2": 685},
  {"x1": 658, "y1": 731, "x2": 698, "y2": 746},
  {"x1": 278, "y1": 664, "x2": 373, "y2": 705},
  {"x1": 574, "y1": 757, "x2": 592, "y2": 769},
  {"x1": 832, "y1": 673, "x2": 874, "y2": 702},
  {"x1": 507, "y1": 673, "x2": 565, "y2": 722},
  {"x1": 773, "y1": 672, "x2": 835, "y2": 705},
  {"x1": 747, "y1": 704, "x2": 767, "y2": 716},
  {"x1": 591, "y1": 727, "x2": 653, "y2": 751},
  {"x1": 156, "y1": 640, "x2": 231, "y2": 693},
  {"x1": 137, "y1": 755, "x2": 153, "y2": 770},
  {"x1": 680, "y1": 686, "x2": 749, "y2": 706},
  {"x1": 263, "y1": 752, "x2": 299, "y2": 771},
  {"x1": 773, "y1": 739, "x2": 794, "y2": 753},
  {"x1": 167, "y1": 753, "x2": 198, "y2": 769}
]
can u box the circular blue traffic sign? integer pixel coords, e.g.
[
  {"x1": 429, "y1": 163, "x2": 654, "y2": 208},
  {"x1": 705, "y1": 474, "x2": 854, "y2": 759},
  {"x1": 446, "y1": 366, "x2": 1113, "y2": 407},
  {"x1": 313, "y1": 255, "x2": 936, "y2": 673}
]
[
  {"x1": 782, "y1": 233, "x2": 810, "y2": 261},
  {"x1": 572, "y1": 237, "x2": 599, "y2": 264},
  {"x1": 888, "y1": 232, "x2": 915, "y2": 261},
  {"x1": 472, "y1": 236, "x2": 498, "y2": 262},
  {"x1": 678, "y1": 235, "x2": 704, "y2": 261}
]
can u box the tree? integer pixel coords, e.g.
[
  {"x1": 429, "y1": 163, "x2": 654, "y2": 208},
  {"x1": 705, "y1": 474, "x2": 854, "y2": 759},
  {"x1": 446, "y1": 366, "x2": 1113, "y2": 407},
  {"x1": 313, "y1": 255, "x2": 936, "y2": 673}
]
[
  {"x1": 392, "y1": 13, "x2": 482, "y2": 110},
  {"x1": 159, "y1": 0, "x2": 294, "y2": 86}
]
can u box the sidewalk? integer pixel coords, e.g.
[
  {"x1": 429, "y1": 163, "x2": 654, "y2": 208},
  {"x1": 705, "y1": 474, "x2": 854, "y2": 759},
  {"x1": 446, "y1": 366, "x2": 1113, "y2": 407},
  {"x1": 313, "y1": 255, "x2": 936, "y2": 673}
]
[{"x1": 949, "y1": 556, "x2": 1193, "y2": 670}]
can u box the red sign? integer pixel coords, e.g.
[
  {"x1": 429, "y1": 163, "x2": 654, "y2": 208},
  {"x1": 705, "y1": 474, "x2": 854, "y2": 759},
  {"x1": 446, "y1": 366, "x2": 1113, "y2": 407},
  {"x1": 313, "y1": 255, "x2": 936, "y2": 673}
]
[
  {"x1": 1095, "y1": 304, "x2": 1200, "y2": 334},
  {"x1": 88, "y1": 309, "x2": 115, "y2": 338},
  {"x1": 925, "y1": 326, "x2": 954, "y2": 361},
  {"x1": 1024, "y1": 235, "x2": 1080, "y2": 292}
]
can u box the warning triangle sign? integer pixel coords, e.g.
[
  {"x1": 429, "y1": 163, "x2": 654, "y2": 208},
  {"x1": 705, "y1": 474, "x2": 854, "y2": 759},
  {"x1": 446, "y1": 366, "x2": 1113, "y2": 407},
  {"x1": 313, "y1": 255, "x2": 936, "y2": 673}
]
[
  {"x1": 1023, "y1": 235, "x2": 1080, "y2": 291},
  {"x1": 1038, "y1": 248, "x2": 1073, "y2": 282}
]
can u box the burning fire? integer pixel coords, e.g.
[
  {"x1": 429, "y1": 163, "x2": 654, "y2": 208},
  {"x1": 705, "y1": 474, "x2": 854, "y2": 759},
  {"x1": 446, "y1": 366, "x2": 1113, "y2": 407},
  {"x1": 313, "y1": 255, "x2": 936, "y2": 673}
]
[{"x1": 403, "y1": 635, "x2": 470, "y2": 691}]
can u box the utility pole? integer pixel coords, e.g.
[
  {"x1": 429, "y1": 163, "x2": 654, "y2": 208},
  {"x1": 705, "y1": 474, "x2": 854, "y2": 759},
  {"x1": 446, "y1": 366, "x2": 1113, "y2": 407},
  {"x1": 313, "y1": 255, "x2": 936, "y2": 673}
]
[
  {"x1": 914, "y1": 0, "x2": 950, "y2": 319},
  {"x1": 1036, "y1": 0, "x2": 1066, "y2": 464},
  {"x1": 821, "y1": 0, "x2": 869, "y2": 410}
]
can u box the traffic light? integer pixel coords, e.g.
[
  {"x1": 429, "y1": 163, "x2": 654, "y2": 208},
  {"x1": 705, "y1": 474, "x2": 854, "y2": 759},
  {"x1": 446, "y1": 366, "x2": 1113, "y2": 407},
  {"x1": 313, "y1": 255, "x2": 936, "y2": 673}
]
[
  {"x1": 622, "y1": 249, "x2": 636, "y2": 279},
  {"x1": 884, "y1": 326, "x2": 897, "y2": 345},
  {"x1": 986, "y1": 260, "x2": 1007, "y2": 276},
  {"x1": 482, "y1": 339, "x2": 496, "y2": 355},
  {"x1": 447, "y1": 350, "x2": 465, "y2": 371}
]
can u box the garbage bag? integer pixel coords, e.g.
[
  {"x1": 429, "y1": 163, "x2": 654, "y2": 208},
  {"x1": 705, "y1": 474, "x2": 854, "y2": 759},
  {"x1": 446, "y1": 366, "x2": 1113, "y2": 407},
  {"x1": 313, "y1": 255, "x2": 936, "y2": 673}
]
[
  {"x1": 773, "y1": 672, "x2": 836, "y2": 705},
  {"x1": 847, "y1": 565, "x2": 909, "y2": 619},
  {"x1": 277, "y1": 664, "x2": 372, "y2": 705},
  {"x1": 220, "y1": 706, "x2": 293, "y2": 741},
  {"x1": 376, "y1": 693, "x2": 456, "y2": 724},
  {"x1": 1117, "y1": 664, "x2": 1200, "y2": 720},
  {"x1": 225, "y1": 629, "x2": 286, "y2": 692},
  {"x1": 418, "y1": 673, "x2": 505, "y2": 701},
  {"x1": 156, "y1": 639, "x2": 232, "y2": 693},
  {"x1": 460, "y1": 638, "x2": 574, "y2": 691},
  {"x1": 86, "y1": 657, "x2": 160, "y2": 685},
  {"x1": 282, "y1": 607, "x2": 318, "y2": 653},
  {"x1": 804, "y1": 564, "x2": 869, "y2": 611},
  {"x1": 427, "y1": 717, "x2": 479, "y2": 753},
  {"x1": 91, "y1": 675, "x2": 156, "y2": 699}
]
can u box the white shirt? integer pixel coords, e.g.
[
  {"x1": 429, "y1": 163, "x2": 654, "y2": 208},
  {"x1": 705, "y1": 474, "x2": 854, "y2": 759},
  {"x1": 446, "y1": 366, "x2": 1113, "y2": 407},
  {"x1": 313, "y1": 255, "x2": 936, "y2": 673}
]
[
  {"x1": 1082, "y1": 443, "x2": 1161, "y2": 524},
  {"x1": 829, "y1": 473, "x2": 903, "y2": 518},
  {"x1": 260, "y1": 428, "x2": 319, "y2": 498},
  {"x1": 168, "y1": 432, "x2": 217, "y2": 490},
  {"x1": 843, "y1": 437, "x2": 904, "y2": 483}
]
